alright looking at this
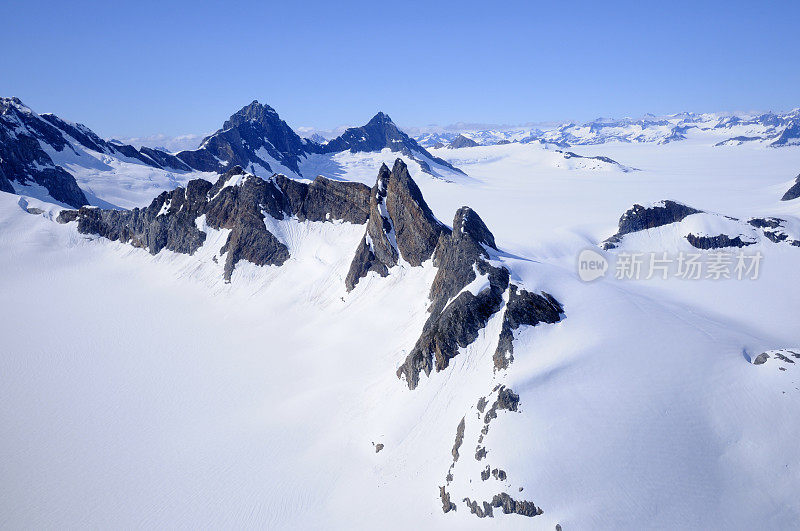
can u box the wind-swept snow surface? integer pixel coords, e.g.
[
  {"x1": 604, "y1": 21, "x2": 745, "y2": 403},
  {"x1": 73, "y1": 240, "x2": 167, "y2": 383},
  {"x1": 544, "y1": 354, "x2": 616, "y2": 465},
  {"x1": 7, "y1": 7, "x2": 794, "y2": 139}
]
[{"x1": 2, "y1": 124, "x2": 800, "y2": 529}]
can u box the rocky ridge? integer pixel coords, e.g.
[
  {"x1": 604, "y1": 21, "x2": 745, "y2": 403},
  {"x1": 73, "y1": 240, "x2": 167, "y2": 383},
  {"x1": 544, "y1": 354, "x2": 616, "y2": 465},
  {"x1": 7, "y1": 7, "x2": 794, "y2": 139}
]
[
  {"x1": 782, "y1": 174, "x2": 800, "y2": 201},
  {"x1": 58, "y1": 166, "x2": 370, "y2": 280},
  {"x1": 55, "y1": 157, "x2": 564, "y2": 521},
  {"x1": 0, "y1": 97, "x2": 88, "y2": 207},
  {"x1": 58, "y1": 157, "x2": 564, "y2": 390},
  {"x1": 603, "y1": 200, "x2": 800, "y2": 251},
  {"x1": 1, "y1": 97, "x2": 466, "y2": 210}
]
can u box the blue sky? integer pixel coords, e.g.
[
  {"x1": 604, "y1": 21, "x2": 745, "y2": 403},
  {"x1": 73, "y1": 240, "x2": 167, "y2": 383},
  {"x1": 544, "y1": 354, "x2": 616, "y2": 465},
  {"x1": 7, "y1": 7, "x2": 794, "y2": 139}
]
[{"x1": 2, "y1": 0, "x2": 799, "y2": 138}]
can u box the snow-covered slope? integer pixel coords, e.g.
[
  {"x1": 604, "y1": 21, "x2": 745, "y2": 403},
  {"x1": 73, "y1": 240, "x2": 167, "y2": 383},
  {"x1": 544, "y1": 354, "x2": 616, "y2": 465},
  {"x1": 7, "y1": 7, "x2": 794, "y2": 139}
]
[
  {"x1": 0, "y1": 97, "x2": 214, "y2": 209},
  {"x1": 2, "y1": 105, "x2": 800, "y2": 529}
]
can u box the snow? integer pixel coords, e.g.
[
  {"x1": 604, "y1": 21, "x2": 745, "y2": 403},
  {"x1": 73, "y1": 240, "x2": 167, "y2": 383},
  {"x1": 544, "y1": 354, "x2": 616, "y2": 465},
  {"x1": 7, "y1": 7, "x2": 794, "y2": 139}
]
[
  {"x1": 38, "y1": 138, "x2": 215, "y2": 209},
  {"x1": 1, "y1": 129, "x2": 800, "y2": 528},
  {"x1": 298, "y1": 148, "x2": 468, "y2": 186}
]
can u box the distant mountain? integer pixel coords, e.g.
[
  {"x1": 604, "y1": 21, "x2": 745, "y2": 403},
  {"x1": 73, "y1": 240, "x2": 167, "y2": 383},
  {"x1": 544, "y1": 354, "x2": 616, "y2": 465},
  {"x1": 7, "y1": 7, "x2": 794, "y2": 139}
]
[
  {"x1": 175, "y1": 100, "x2": 320, "y2": 175},
  {"x1": 0, "y1": 98, "x2": 467, "y2": 209},
  {"x1": 414, "y1": 110, "x2": 800, "y2": 148},
  {"x1": 0, "y1": 97, "x2": 208, "y2": 208},
  {"x1": 782, "y1": 174, "x2": 800, "y2": 201},
  {"x1": 0, "y1": 97, "x2": 89, "y2": 207},
  {"x1": 172, "y1": 105, "x2": 465, "y2": 179},
  {"x1": 320, "y1": 112, "x2": 465, "y2": 175},
  {"x1": 448, "y1": 134, "x2": 480, "y2": 148},
  {"x1": 771, "y1": 119, "x2": 800, "y2": 147}
]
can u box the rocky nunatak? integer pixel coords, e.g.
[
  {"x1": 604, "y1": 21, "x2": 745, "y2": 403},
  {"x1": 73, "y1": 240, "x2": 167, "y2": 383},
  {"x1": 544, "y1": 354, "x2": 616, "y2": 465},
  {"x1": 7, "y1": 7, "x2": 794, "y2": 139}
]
[
  {"x1": 344, "y1": 159, "x2": 563, "y2": 389},
  {"x1": 602, "y1": 199, "x2": 800, "y2": 250},
  {"x1": 58, "y1": 166, "x2": 370, "y2": 280},
  {"x1": 59, "y1": 158, "x2": 563, "y2": 388}
]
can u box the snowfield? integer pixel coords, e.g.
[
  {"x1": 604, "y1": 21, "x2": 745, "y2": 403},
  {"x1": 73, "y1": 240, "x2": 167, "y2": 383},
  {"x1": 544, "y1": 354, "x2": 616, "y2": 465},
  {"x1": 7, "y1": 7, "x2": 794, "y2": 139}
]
[{"x1": 2, "y1": 127, "x2": 800, "y2": 529}]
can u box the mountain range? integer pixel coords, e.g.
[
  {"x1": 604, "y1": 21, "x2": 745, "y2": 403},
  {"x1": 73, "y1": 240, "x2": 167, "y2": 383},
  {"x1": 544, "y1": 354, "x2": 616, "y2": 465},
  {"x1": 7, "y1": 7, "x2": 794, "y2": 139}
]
[
  {"x1": 2, "y1": 95, "x2": 800, "y2": 528},
  {"x1": 415, "y1": 109, "x2": 800, "y2": 148},
  {"x1": 0, "y1": 97, "x2": 463, "y2": 209}
]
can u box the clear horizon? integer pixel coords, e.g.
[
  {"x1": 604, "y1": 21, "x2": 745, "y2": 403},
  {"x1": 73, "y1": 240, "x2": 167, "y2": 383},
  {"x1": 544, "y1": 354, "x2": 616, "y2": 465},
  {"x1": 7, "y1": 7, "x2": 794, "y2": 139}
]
[{"x1": 3, "y1": 0, "x2": 799, "y2": 139}]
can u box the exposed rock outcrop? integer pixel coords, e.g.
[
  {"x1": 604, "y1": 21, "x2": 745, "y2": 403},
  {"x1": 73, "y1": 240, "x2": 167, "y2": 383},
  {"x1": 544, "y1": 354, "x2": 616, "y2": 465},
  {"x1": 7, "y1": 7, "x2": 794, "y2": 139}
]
[
  {"x1": 462, "y1": 493, "x2": 542, "y2": 518},
  {"x1": 494, "y1": 287, "x2": 563, "y2": 370},
  {"x1": 781, "y1": 175, "x2": 800, "y2": 201},
  {"x1": 343, "y1": 169, "x2": 565, "y2": 389},
  {"x1": 58, "y1": 166, "x2": 370, "y2": 280},
  {"x1": 452, "y1": 417, "x2": 466, "y2": 462},
  {"x1": 603, "y1": 200, "x2": 701, "y2": 249},
  {"x1": 396, "y1": 205, "x2": 511, "y2": 389},
  {"x1": 346, "y1": 159, "x2": 447, "y2": 290},
  {"x1": 685, "y1": 233, "x2": 756, "y2": 249},
  {"x1": 440, "y1": 487, "x2": 457, "y2": 513}
]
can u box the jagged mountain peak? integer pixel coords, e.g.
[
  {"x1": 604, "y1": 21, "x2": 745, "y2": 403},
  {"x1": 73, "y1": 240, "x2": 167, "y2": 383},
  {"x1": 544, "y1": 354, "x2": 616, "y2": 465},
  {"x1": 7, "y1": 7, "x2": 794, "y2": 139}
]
[
  {"x1": 222, "y1": 99, "x2": 282, "y2": 130},
  {"x1": 322, "y1": 114, "x2": 466, "y2": 177},
  {"x1": 366, "y1": 111, "x2": 394, "y2": 126},
  {"x1": 345, "y1": 158, "x2": 447, "y2": 289},
  {"x1": 0, "y1": 96, "x2": 30, "y2": 113},
  {"x1": 453, "y1": 206, "x2": 497, "y2": 250},
  {"x1": 179, "y1": 99, "x2": 311, "y2": 176}
]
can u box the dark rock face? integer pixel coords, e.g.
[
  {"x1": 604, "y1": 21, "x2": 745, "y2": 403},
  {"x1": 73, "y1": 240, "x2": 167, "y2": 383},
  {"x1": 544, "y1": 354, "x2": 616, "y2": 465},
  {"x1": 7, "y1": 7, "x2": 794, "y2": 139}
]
[
  {"x1": 396, "y1": 205, "x2": 510, "y2": 388},
  {"x1": 0, "y1": 97, "x2": 219, "y2": 207},
  {"x1": 781, "y1": 175, "x2": 800, "y2": 201},
  {"x1": 771, "y1": 119, "x2": 800, "y2": 147},
  {"x1": 274, "y1": 174, "x2": 370, "y2": 224},
  {"x1": 439, "y1": 487, "x2": 457, "y2": 513},
  {"x1": 603, "y1": 200, "x2": 701, "y2": 249},
  {"x1": 0, "y1": 97, "x2": 88, "y2": 207},
  {"x1": 322, "y1": 112, "x2": 465, "y2": 176},
  {"x1": 463, "y1": 498, "x2": 494, "y2": 518},
  {"x1": 384, "y1": 193, "x2": 564, "y2": 389},
  {"x1": 176, "y1": 100, "x2": 318, "y2": 175},
  {"x1": 747, "y1": 217, "x2": 800, "y2": 246},
  {"x1": 58, "y1": 166, "x2": 370, "y2": 281},
  {"x1": 386, "y1": 159, "x2": 447, "y2": 265},
  {"x1": 452, "y1": 417, "x2": 466, "y2": 462},
  {"x1": 494, "y1": 287, "x2": 563, "y2": 370},
  {"x1": 490, "y1": 492, "x2": 542, "y2": 517},
  {"x1": 484, "y1": 386, "x2": 520, "y2": 423},
  {"x1": 686, "y1": 233, "x2": 756, "y2": 249},
  {"x1": 0, "y1": 165, "x2": 14, "y2": 194},
  {"x1": 346, "y1": 159, "x2": 447, "y2": 290},
  {"x1": 448, "y1": 135, "x2": 480, "y2": 148},
  {"x1": 462, "y1": 493, "x2": 542, "y2": 519},
  {"x1": 139, "y1": 146, "x2": 192, "y2": 171},
  {"x1": 748, "y1": 217, "x2": 783, "y2": 229},
  {"x1": 398, "y1": 262, "x2": 508, "y2": 388},
  {"x1": 60, "y1": 179, "x2": 212, "y2": 264},
  {"x1": 40, "y1": 113, "x2": 107, "y2": 153}
]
